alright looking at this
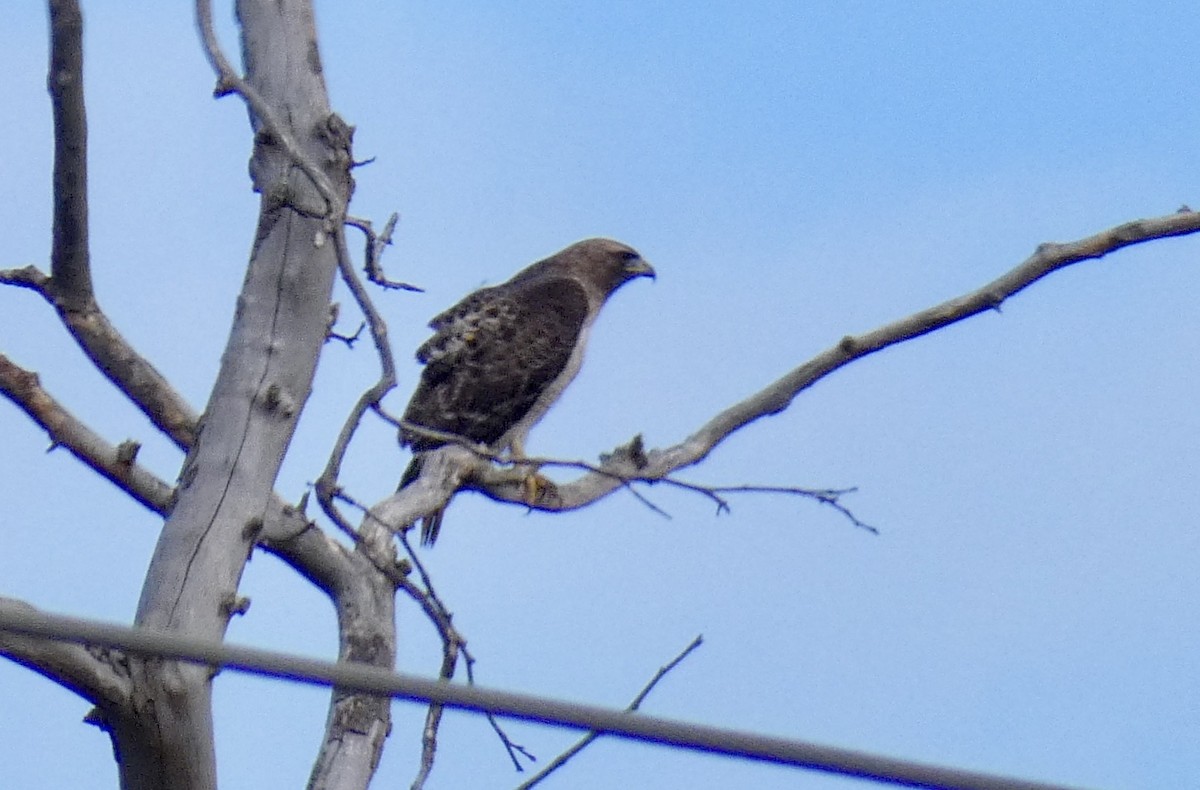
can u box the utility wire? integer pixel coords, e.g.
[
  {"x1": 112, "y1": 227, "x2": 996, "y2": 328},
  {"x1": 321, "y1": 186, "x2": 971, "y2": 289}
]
[{"x1": 0, "y1": 603, "x2": 1091, "y2": 790}]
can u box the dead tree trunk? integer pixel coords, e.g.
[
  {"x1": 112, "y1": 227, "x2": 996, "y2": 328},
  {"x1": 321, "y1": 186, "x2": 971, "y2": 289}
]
[{"x1": 121, "y1": 2, "x2": 354, "y2": 787}]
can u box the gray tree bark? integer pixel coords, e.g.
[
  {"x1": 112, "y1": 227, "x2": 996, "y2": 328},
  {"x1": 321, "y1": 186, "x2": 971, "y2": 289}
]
[{"x1": 123, "y1": 2, "x2": 353, "y2": 787}]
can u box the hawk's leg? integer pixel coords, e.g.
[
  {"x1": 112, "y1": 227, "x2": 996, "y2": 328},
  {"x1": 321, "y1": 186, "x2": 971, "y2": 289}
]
[{"x1": 508, "y1": 437, "x2": 558, "y2": 506}]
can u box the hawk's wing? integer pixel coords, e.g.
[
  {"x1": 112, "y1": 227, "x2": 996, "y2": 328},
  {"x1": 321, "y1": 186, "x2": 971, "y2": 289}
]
[{"x1": 401, "y1": 275, "x2": 590, "y2": 450}]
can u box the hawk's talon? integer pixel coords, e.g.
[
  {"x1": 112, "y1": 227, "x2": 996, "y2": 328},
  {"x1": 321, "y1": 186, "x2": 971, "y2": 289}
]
[{"x1": 522, "y1": 471, "x2": 557, "y2": 506}]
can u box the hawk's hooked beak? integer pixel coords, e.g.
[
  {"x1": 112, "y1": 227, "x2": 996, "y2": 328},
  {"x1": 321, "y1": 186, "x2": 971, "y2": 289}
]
[{"x1": 625, "y1": 257, "x2": 656, "y2": 280}]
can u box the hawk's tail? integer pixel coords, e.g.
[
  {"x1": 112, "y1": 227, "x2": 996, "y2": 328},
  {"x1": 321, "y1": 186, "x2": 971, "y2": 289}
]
[{"x1": 399, "y1": 455, "x2": 448, "y2": 546}]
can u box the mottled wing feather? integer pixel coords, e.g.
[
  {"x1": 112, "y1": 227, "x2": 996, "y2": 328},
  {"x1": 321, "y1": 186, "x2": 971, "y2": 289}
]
[{"x1": 401, "y1": 276, "x2": 590, "y2": 450}]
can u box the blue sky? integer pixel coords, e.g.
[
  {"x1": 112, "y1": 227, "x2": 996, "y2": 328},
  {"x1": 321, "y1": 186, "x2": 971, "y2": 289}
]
[{"x1": 2, "y1": 2, "x2": 1199, "y2": 788}]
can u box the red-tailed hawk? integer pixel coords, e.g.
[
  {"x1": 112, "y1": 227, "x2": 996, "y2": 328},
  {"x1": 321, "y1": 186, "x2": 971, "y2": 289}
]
[{"x1": 399, "y1": 238, "x2": 655, "y2": 544}]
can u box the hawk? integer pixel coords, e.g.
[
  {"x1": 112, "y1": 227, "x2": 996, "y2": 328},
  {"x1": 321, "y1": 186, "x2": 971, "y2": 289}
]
[{"x1": 399, "y1": 238, "x2": 655, "y2": 544}]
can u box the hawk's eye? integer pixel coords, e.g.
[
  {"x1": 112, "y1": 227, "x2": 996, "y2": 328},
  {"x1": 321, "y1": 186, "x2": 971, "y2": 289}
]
[{"x1": 620, "y1": 251, "x2": 640, "y2": 262}]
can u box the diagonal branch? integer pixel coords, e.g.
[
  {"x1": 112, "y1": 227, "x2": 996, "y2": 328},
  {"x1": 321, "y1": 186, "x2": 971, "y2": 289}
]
[
  {"x1": 0, "y1": 264, "x2": 201, "y2": 450},
  {"x1": 516, "y1": 634, "x2": 704, "y2": 790},
  {"x1": 0, "y1": 596, "x2": 130, "y2": 712},
  {"x1": 195, "y1": 0, "x2": 340, "y2": 212},
  {"x1": 0, "y1": 0, "x2": 200, "y2": 450},
  {"x1": 451, "y1": 209, "x2": 1200, "y2": 513},
  {"x1": 0, "y1": 353, "x2": 175, "y2": 514}
]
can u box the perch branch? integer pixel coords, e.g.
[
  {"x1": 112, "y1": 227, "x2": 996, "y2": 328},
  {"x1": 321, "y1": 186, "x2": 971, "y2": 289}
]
[
  {"x1": 387, "y1": 419, "x2": 865, "y2": 530},
  {"x1": 457, "y1": 209, "x2": 1200, "y2": 512}
]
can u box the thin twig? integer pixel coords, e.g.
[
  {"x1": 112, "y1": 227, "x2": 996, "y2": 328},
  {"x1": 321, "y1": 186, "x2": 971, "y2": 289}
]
[
  {"x1": 326, "y1": 320, "x2": 365, "y2": 348},
  {"x1": 346, "y1": 213, "x2": 423, "y2": 291},
  {"x1": 393, "y1": 529, "x2": 537, "y2": 775},
  {"x1": 707, "y1": 484, "x2": 876, "y2": 533},
  {"x1": 662, "y1": 481, "x2": 878, "y2": 534},
  {"x1": 336, "y1": 495, "x2": 535, "y2": 779},
  {"x1": 313, "y1": 222, "x2": 399, "y2": 535},
  {"x1": 195, "y1": 0, "x2": 339, "y2": 214},
  {"x1": 515, "y1": 635, "x2": 705, "y2": 789}
]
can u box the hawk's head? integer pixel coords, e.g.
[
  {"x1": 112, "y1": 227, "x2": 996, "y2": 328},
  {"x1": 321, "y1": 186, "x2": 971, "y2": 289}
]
[
  {"x1": 559, "y1": 237, "x2": 656, "y2": 295},
  {"x1": 528, "y1": 236, "x2": 657, "y2": 295}
]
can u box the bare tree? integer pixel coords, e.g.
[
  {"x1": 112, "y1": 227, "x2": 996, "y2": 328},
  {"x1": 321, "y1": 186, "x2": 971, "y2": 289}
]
[{"x1": 2, "y1": 3, "x2": 1197, "y2": 790}]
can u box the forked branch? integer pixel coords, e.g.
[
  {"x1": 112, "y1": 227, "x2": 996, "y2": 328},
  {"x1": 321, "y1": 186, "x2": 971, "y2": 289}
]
[{"x1": 1, "y1": 0, "x2": 199, "y2": 450}]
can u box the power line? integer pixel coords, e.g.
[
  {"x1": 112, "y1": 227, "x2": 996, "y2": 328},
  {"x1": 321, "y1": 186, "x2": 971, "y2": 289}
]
[{"x1": 0, "y1": 604, "x2": 1090, "y2": 790}]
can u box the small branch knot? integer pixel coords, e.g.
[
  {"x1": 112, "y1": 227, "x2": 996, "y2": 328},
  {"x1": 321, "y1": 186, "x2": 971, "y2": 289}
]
[
  {"x1": 220, "y1": 594, "x2": 251, "y2": 619},
  {"x1": 242, "y1": 516, "x2": 265, "y2": 541},
  {"x1": 115, "y1": 439, "x2": 141, "y2": 466},
  {"x1": 600, "y1": 433, "x2": 649, "y2": 470},
  {"x1": 261, "y1": 383, "x2": 297, "y2": 417}
]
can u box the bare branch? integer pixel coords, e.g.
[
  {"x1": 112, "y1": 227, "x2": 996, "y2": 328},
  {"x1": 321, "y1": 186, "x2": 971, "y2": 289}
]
[
  {"x1": 382, "y1": 418, "x2": 674, "y2": 521},
  {"x1": 460, "y1": 209, "x2": 1200, "y2": 512},
  {"x1": 0, "y1": 353, "x2": 175, "y2": 514},
  {"x1": 665, "y1": 481, "x2": 877, "y2": 534},
  {"x1": 369, "y1": 445, "x2": 479, "y2": 534},
  {"x1": 390, "y1": 421, "x2": 863, "y2": 530},
  {"x1": 0, "y1": 324, "x2": 374, "y2": 606},
  {"x1": 326, "y1": 320, "x2": 366, "y2": 348},
  {"x1": 314, "y1": 228, "x2": 399, "y2": 532},
  {"x1": 0, "y1": 264, "x2": 52, "y2": 292},
  {"x1": 47, "y1": 0, "x2": 92, "y2": 306},
  {"x1": 0, "y1": 597, "x2": 129, "y2": 712},
  {"x1": 391, "y1": 543, "x2": 534, "y2": 783},
  {"x1": 345, "y1": 213, "x2": 423, "y2": 292},
  {"x1": 516, "y1": 635, "x2": 704, "y2": 789},
  {"x1": 195, "y1": 0, "x2": 340, "y2": 213},
  {"x1": 0, "y1": 263, "x2": 200, "y2": 450},
  {"x1": 315, "y1": 518, "x2": 533, "y2": 783},
  {"x1": 0, "y1": 2, "x2": 203, "y2": 450}
]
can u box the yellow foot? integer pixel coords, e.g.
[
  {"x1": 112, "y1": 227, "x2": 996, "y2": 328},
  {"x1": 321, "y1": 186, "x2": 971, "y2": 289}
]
[{"x1": 522, "y1": 470, "x2": 557, "y2": 506}]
